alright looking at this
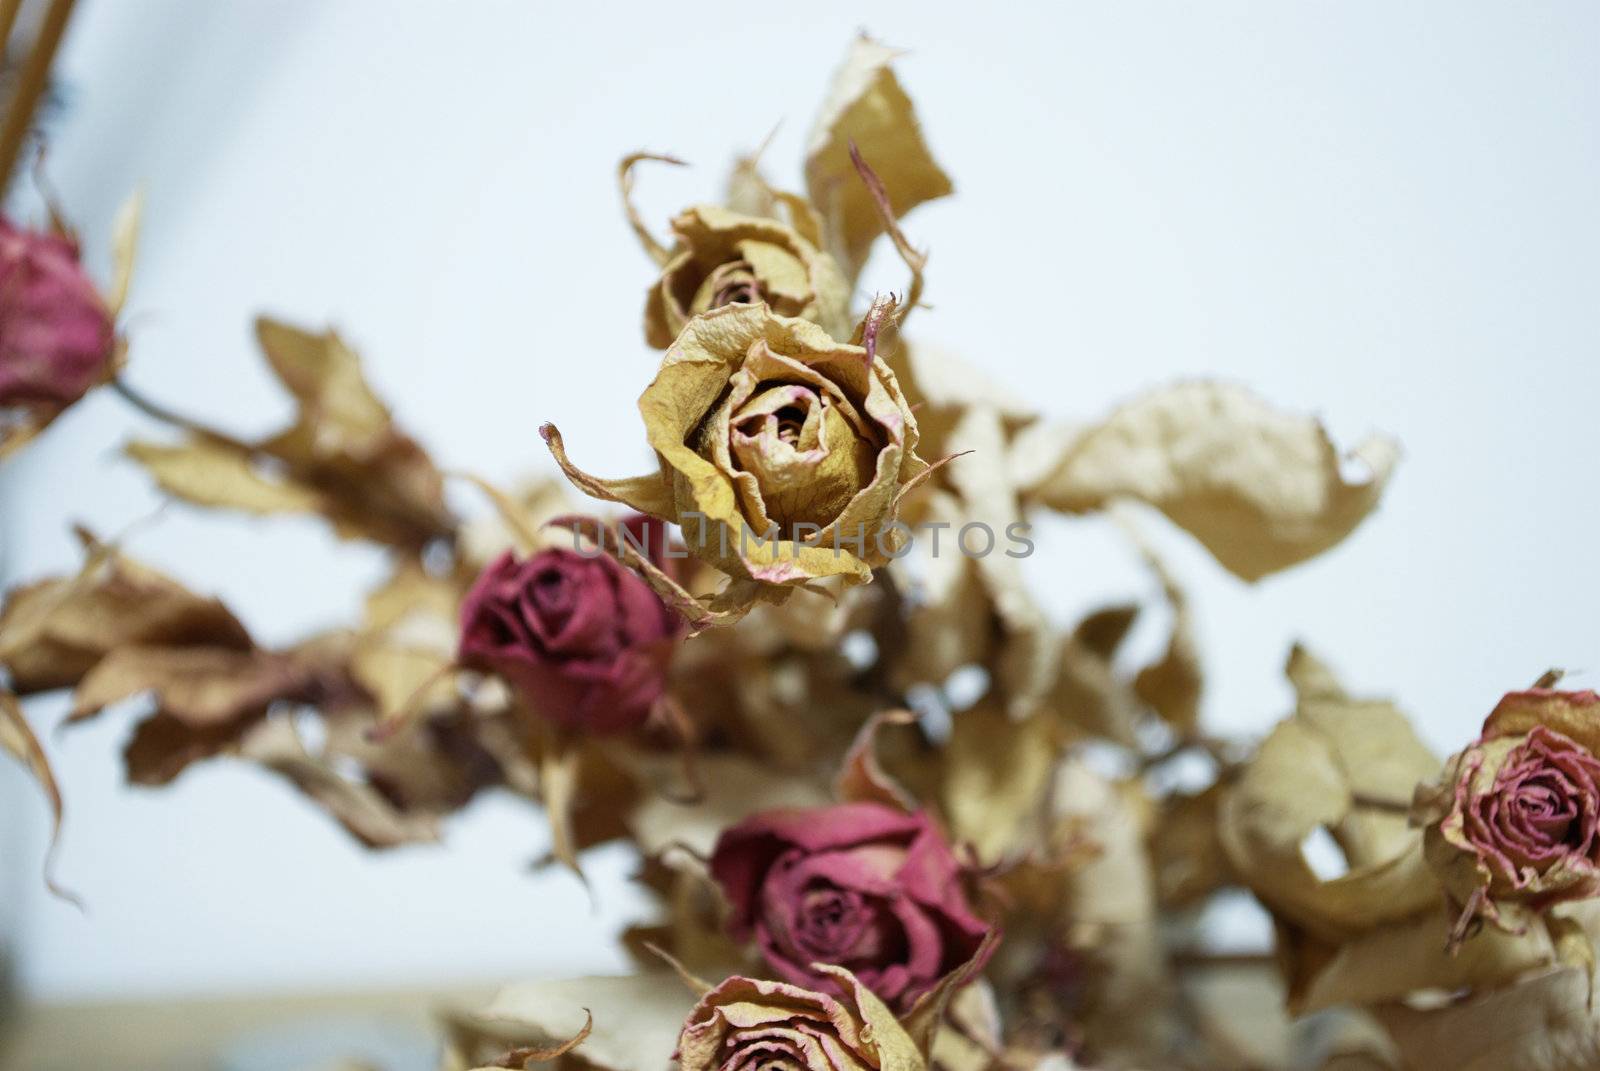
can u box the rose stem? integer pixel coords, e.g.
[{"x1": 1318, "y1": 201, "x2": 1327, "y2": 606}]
[{"x1": 110, "y1": 376, "x2": 251, "y2": 448}]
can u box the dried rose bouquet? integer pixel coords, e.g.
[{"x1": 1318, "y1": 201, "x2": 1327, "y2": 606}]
[{"x1": 3, "y1": 33, "x2": 1597, "y2": 1071}]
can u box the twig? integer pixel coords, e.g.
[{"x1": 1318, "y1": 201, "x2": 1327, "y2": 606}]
[
  {"x1": 0, "y1": 0, "x2": 76, "y2": 192},
  {"x1": 110, "y1": 376, "x2": 250, "y2": 448}
]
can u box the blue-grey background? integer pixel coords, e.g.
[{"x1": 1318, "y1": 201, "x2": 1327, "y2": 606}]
[{"x1": 0, "y1": 0, "x2": 1596, "y2": 1002}]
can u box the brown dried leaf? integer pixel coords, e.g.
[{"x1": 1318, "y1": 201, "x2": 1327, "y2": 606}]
[
  {"x1": 1149, "y1": 786, "x2": 1232, "y2": 909},
  {"x1": 1127, "y1": 531, "x2": 1202, "y2": 734},
  {"x1": 1376, "y1": 966, "x2": 1600, "y2": 1071},
  {"x1": 944, "y1": 700, "x2": 1060, "y2": 866},
  {"x1": 0, "y1": 539, "x2": 252, "y2": 694},
  {"x1": 255, "y1": 318, "x2": 390, "y2": 455},
  {"x1": 1293, "y1": 906, "x2": 1555, "y2": 1013},
  {"x1": 1219, "y1": 647, "x2": 1441, "y2": 943},
  {"x1": 106, "y1": 189, "x2": 144, "y2": 318},
  {"x1": 1050, "y1": 605, "x2": 1143, "y2": 747},
  {"x1": 70, "y1": 645, "x2": 320, "y2": 726},
  {"x1": 130, "y1": 318, "x2": 453, "y2": 549},
  {"x1": 240, "y1": 716, "x2": 440, "y2": 849},
  {"x1": 1021, "y1": 382, "x2": 1400, "y2": 581},
  {"x1": 350, "y1": 561, "x2": 464, "y2": 719},
  {"x1": 442, "y1": 974, "x2": 694, "y2": 1071},
  {"x1": 806, "y1": 35, "x2": 952, "y2": 282},
  {"x1": 627, "y1": 754, "x2": 829, "y2": 862},
  {"x1": 0, "y1": 688, "x2": 77, "y2": 905},
  {"x1": 125, "y1": 438, "x2": 324, "y2": 516}
]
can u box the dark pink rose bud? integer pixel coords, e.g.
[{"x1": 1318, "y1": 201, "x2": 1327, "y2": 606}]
[
  {"x1": 0, "y1": 216, "x2": 114, "y2": 412},
  {"x1": 709, "y1": 801, "x2": 997, "y2": 1011},
  {"x1": 457, "y1": 515, "x2": 682, "y2": 734}
]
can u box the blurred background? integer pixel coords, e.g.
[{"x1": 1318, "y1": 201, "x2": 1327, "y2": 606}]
[{"x1": 0, "y1": 0, "x2": 1595, "y2": 1056}]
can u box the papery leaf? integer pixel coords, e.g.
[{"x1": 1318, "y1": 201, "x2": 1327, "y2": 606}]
[
  {"x1": 240, "y1": 716, "x2": 439, "y2": 849},
  {"x1": 443, "y1": 974, "x2": 694, "y2": 1071},
  {"x1": 1124, "y1": 525, "x2": 1203, "y2": 734},
  {"x1": 351, "y1": 560, "x2": 463, "y2": 721},
  {"x1": 618, "y1": 151, "x2": 686, "y2": 266},
  {"x1": 835, "y1": 708, "x2": 920, "y2": 812},
  {"x1": 254, "y1": 318, "x2": 390, "y2": 455},
  {"x1": 1019, "y1": 382, "x2": 1400, "y2": 581},
  {"x1": 69, "y1": 645, "x2": 320, "y2": 726},
  {"x1": 127, "y1": 317, "x2": 456, "y2": 549},
  {"x1": 0, "y1": 538, "x2": 252, "y2": 694},
  {"x1": 1294, "y1": 905, "x2": 1555, "y2": 1013},
  {"x1": 944, "y1": 700, "x2": 1059, "y2": 865},
  {"x1": 125, "y1": 438, "x2": 324, "y2": 516},
  {"x1": 806, "y1": 34, "x2": 952, "y2": 282},
  {"x1": 1219, "y1": 646, "x2": 1452, "y2": 1016},
  {"x1": 1376, "y1": 965, "x2": 1600, "y2": 1071},
  {"x1": 107, "y1": 188, "x2": 144, "y2": 318},
  {"x1": 0, "y1": 688, "x2": 78, "y2": 906},
  {"x1": 627, "y1": 753, "x2": 829, "y2": 862}
]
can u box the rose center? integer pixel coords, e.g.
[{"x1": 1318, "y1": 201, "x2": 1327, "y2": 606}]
[
  {"x1": 706, "y1": 260, "x2": 764, "y2": 310},
  {"x1": 529, "y1": 567, "x2": 577, "y2": 628},
  {"x1": 1512, "y1": 776, "x2": 1582, "y2": 845},
  {"x1": 793, "y1": 882, "x2": 871, "y2": 959},
  {"x1": 722, "y1": 1040, "x2": 806, "y2": 1071}
]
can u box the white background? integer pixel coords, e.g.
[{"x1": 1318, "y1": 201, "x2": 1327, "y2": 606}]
[{"x1": 0, "y1": 1, "x2": 1596, "y2": 1002}]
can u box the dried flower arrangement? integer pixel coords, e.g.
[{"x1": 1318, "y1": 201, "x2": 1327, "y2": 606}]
[{"x1": 2, "y1": 33, "x2": 1595, "y2": 1071}]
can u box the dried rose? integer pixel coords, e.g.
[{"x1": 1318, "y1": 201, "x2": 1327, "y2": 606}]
[
  {"x1": 1416, "y1": 688, "x2": 1600, "y2": 932},
  {"x1": 544, "y1": 303, "x2": 927, "y2": 598},
  {"x1": 709, "y1": 801, "x2": 995, "y2": 1011},
  {"x1": 456, "y1": 515, "x2": 681, "y2": 734},
  {"x1": 645, "y1": 205, "x2": 852, "y2": 349},
  {"x1": 676, "y1": 970, "x2": 928, "y2": 1071},
  {"x1": 0, "y1": 216, "x2": 114, "y2": 434}
]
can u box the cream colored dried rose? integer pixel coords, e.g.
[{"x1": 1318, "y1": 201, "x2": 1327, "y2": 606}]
[
  {"x1": 544, "y1": 303, "x2": 927, "y2": 602},
  {"x1": 1416, "y1": 688, "x2": 1600, "y2": 935},
  {"x1": 644, "y1": 205, "x2": 852, "y2": 349},
  {"x1": 676, "y1": 970, "x2": 929, "y2": 1071}
]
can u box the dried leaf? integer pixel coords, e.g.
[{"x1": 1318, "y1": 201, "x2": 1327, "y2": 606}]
[
  {"x1": 1022, "y1": 382, "x2": 1400, "y2": 581},
  {"x1": 0, "y1": 541, "x2": 252, "y2": 694},
  {"x1": 1294, "y1": 906, "x2": 1555, "y2": 1013},
  {"x1": 1376, "y1": 966, "x2": 1600, "y2": 1071},
  {"x1": 128, "y1": 318, "x2": 454, "y2": 548},
  {"x1": 618, "y1": 152, "x2": 686, "y2": 266},
  {"x1": 125, "y1": 438, "x2": 324, "y2": 516},
  {"x1": 627, "y1": 754, "x2": 829, "y2": 862},
  {"x1": 835, "y1": 708, "x2": 920, "y2": 812},
  {"x1": 1126, "y1": 529, "x2": 1202, "y2": 734},
  {"x1": 806, "y1": 35, "x2": 952, "y2": 282},
  {"x1": 107, "y1": 188, "x2": 144, "y2": 318},
  {"x1": 944, "y1": 700, "x2": 1060, "y2": 866},
  {"x1": 351, "y1": 560, "x2": 463, "y2": 720},
  {"x1": 69, "y1": 645, "x2": 326, "y2": 726},
  {"x1": 0, "y1": 688, "x2": 78, "y2": 905},
  {"x1": 443, "y1": 974, "x2": 694, "y2": 1071},
  {"x1": 240, "y1": 716, "x2": 439, "y2": 849}
]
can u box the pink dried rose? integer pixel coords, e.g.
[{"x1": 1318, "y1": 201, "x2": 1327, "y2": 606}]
[
  {"x1": 0, "y1": 216, "x2": 114, "y2": 415},
  {"x1": 709, "y1": 801, "x2": 996, "y2": 1011},
  {"x1": 456, "y1": 515, "x2": 682, "y2": 734},
  {"x1": 1416, "y1": 688, "x2": 1600, "y2": 934}
]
